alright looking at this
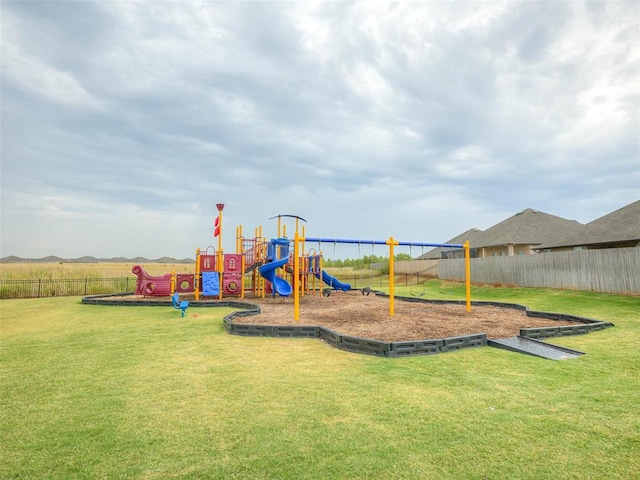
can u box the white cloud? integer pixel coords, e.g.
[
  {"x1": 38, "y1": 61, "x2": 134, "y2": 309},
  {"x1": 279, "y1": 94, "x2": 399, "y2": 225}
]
[
  {"x1": 1, "y1": 0, "x2": 638, "y2": 258},
  {"x1": 2, "y1": 41, "x2": 103, "y2": 110}
]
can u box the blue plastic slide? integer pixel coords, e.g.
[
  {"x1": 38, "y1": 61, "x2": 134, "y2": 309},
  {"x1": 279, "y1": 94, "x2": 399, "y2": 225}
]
[
  {"x1": 259, "y1": 256, "x2": 292, "y2": 297},
  {"x1": 316, "y1": 270, "x2": 351, "y2": 291}
]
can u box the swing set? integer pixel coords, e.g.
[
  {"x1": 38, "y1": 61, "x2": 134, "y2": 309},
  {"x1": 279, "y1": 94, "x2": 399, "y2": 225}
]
[{"x1": 291, "y1": 234, "x2": 471, "y2": 321}]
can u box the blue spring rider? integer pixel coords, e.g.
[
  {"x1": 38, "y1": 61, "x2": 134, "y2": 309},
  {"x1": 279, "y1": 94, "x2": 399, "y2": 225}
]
[{"x1": 171, "y1": 292, "x2": 189, "y2": 317}]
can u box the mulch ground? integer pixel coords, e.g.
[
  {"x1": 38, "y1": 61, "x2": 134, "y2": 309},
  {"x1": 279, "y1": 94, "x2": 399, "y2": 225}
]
[
  {"x1": 106, "y1": 291, "x2": 578, "y2": 341},
  {"x1": 230, "y1": 290, "x2": 577, "y2": 341}
]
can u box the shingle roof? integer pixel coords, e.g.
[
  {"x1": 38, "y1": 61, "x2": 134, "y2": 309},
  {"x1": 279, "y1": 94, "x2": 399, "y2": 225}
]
[
  {"x1": 537, "y1": 200, "x2": 640, "y2": 249},
  {"x1": 473, "y1": 208, "x2": 584, "y2": 248},
  {"x1": 418, "y1": 228, "x2": 484, "y2": 259},
  {"x1": 419, "y1": 208, "x2": 584, "y2": 258},
  {"x1": 419, "y1": 201, "x2": 639, "y2": 259}
]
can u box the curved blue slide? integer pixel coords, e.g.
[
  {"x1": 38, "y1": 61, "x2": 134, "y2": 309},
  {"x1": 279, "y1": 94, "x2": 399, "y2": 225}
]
[
  {"x1": 316, "y1": 271, "x2": 351, "y2": 291},
  {"x1": 259, "y1": 257, "x2": 292, "y2": 297}
]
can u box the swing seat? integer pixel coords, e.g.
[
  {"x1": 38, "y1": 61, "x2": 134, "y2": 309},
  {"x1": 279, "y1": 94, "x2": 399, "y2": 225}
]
[
  {"x1": 361, "y1": 287, "x2": 372, "y2": 296},
  {"x1": 411, "y1": 281, "x2": 427, "y2": 296}
]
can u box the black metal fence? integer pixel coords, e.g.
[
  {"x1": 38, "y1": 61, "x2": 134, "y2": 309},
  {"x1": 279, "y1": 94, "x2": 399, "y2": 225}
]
[
  {"x1": 0, "y1": 277, "x2": 134, "y2": 299},
  {"x1": 0, "y1": 273, "x2": 435, "y2": 300}
]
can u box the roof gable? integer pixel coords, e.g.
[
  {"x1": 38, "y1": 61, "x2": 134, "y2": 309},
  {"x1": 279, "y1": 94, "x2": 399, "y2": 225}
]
[
  {"x1": 418, "y1": 228, "x2": 483, "y2": 259},
  {"x1": 538, "y1": 200, "x2": 640, "y2": 248},
  {"x1": 473, "y1": 208, "x2": 584, "y2": 248}
]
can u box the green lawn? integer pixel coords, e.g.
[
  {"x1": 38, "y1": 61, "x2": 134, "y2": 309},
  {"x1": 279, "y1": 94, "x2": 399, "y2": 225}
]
[{"x1": 1, "y1": 283, "x2": 639, "y2": 479}]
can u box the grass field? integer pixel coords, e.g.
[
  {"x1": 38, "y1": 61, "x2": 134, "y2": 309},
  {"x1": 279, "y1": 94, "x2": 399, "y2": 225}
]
[
  {"x1": 1, "y1": 281, "x2": 639, "y2": 479},
  {"x1": 0, "y1": 263, "x2": 193, "y2": 280},
  {"x1": 0, "y1": 263, "x2": 382, "y2": 281}
]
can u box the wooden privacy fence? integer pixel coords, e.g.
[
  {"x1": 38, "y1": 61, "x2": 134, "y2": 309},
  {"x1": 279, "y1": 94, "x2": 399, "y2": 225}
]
[
  {"x1": 392, "y1": 259, "x2": 439, "y2": 276},
  {"x1": 438, "y1": 247, "x2": 639, "y2": 295}
]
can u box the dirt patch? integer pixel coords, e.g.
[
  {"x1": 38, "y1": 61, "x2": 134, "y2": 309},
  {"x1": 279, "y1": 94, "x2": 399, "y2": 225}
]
[{"x1": 231, "y1": 291, "x2": 577, "y2": 341}]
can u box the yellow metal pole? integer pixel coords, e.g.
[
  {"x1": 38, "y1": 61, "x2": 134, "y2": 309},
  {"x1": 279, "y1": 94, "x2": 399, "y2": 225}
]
[
  {"x1": 294, "y1": 232, "x2": 301, "y2": 321},
  {"x1": 217, "y1": 208, "x2": 223, "y2": 258},
  {"x1": 241, "y1": 253, "x2": 245, "y2": 299},
  {"x1": 300, "y1": 225, "x2": 306, "y2": 298},
  {"x1": 194, "y1": 248, "x2": 201, "y2": 301},
  {"x1": 311, "y1": 254, "x2": 316, "y2": 296},
  {"x1": 261, "y1": 232, "x2": 266, "y2": 298},
  {"x1": 218, "y1": 251, "x2": 223, "y2": 300},
  {"x1": 301, "y1": 255, "x2": 307, "y2": 297},
  {"x1": 387, "y1": 236, "x2": 398, "y2": 317},
  {"x1": 277, "y1": 216, "x2": 282, "y2": 238},
  {"x1": 216, "y1": 205, "x2": 224, "y2": 300},
  {"x1": 464, "y1": 240, "x2": 472, "y2": 312},
  {"x1": 319, "y1": 250, "x2": 323, "y2": 297}
]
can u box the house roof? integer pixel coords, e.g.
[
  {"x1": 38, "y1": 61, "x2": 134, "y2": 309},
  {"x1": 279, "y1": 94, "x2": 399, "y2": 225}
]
[
  {"x1": 418, "y1": 201, "x2": 639, "y2": 259},
  {"x1": 536, "y1": 200, "x2": 640, "y2": 249},
  {"x1": 472, "y1": 208, "x2": 584, "y2": 248},
  {"x1": 418, "y1": 228, "x2": 484, "y2": 259},
  {"x1": 419, "y1": 208, "x2": 584, "y2": 259}
]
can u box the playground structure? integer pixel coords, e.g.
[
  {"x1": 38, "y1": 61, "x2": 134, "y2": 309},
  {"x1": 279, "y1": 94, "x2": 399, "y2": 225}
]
[
  {"x1": 131, "y1": 205, "x2": 472, "y2": 318},
  {"x1": 101, "y1": 205, "x2": 615, "y2": 361}
]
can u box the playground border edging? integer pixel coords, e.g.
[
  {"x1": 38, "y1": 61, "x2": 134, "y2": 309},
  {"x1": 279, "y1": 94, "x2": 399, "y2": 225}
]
[{"x1": 82, "y1": 292, "x2": 614, "y2": 358}]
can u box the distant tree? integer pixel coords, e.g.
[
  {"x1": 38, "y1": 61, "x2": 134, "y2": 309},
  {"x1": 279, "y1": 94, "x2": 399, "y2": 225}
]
[{"x1": 322, "y1": 253, "x2": 410, "y2": 270}]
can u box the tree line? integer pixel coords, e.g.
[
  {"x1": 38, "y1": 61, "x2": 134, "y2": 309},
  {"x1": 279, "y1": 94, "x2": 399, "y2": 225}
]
[{"x1": 321, "y1": 253, "x2": 413, "y2": 270}]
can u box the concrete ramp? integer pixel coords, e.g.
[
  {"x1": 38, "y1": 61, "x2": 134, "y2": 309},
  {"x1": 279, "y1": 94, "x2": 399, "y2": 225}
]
[{"x1": 488, "y1": 336, "x2": 585, "y2": 360}]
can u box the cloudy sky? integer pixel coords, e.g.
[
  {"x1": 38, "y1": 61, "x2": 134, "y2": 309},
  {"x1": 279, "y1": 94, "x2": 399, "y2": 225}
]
[{"x1": 1, "y1": 1, "x2": 638, "y2": 259}]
